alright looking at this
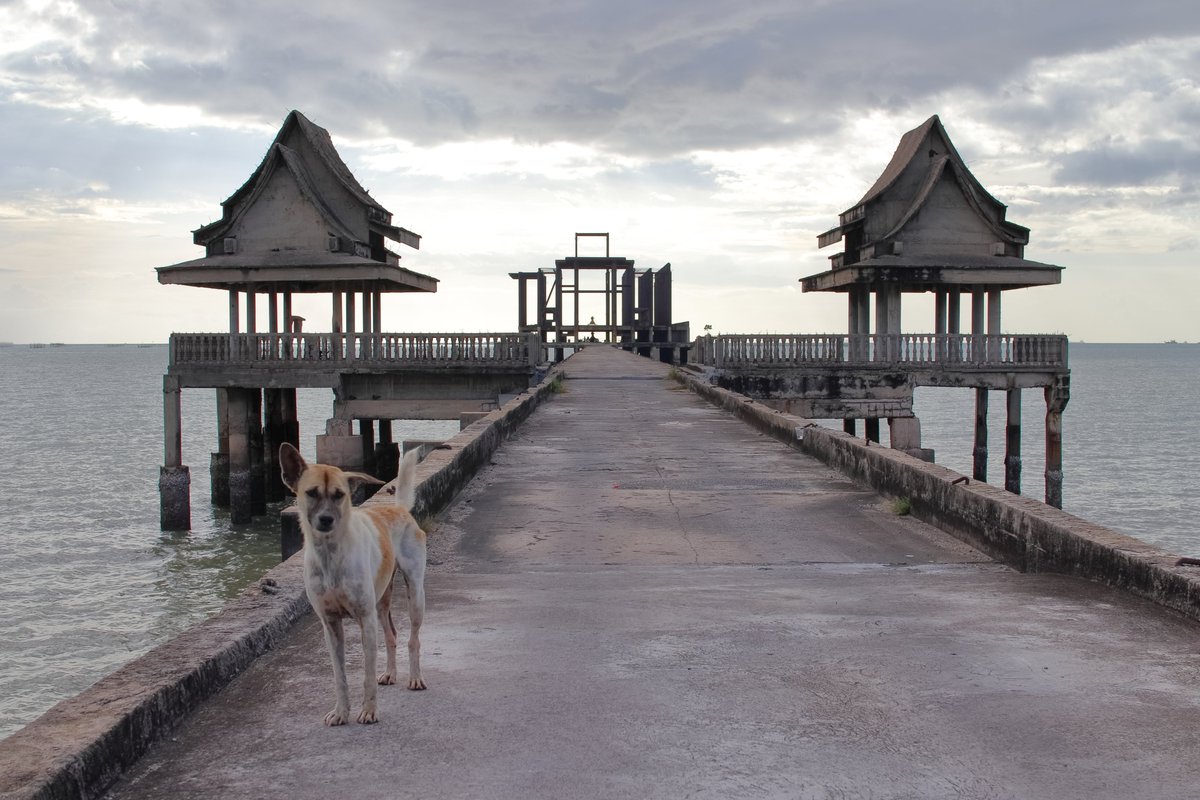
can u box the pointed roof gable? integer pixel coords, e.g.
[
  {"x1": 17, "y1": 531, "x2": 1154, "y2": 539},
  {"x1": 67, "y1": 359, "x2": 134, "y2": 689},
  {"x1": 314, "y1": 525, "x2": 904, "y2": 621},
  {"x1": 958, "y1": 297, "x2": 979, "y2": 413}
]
[
  {"x1": 159, "y1": 111, "x2": 434, "y2": 294},
  {"x1": 192, "y1": 110, "x2": 420, "y2": 251},
  {"x1": 806, "y1": 115, "x2": 1061, "y2": 293}
]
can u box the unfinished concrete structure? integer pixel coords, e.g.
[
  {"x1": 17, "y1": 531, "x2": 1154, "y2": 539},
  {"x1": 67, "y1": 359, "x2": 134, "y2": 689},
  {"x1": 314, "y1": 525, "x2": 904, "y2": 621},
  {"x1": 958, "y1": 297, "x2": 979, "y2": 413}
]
[
  {"x1": 510, "y1": 233, "x2": 689, "y2": 362},
  {"x1": 157, "y1": 110, "x2": 538, "y2": 530},
  {"x1": 692, "y1": 115, "x2": 1070, "y2": 506}
]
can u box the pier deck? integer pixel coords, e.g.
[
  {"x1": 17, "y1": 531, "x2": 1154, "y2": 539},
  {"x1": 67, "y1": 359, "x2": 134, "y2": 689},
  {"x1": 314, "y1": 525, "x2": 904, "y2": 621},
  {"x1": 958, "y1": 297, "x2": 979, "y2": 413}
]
[{"x1": 109, "y1": 347, "x2": 1199, "y2": 799}]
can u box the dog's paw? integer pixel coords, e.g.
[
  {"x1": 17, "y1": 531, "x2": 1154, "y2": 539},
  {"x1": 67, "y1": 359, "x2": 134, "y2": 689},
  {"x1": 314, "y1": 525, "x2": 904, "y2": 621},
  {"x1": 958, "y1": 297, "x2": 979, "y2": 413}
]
[
  {"x1": 357, "y1": 708, "x2": 379, "y2": 724},
  {"x1": 378, "y1": 671, "x2": 396, "y2": 686},
  {"x1": 324, "y1": 708, "x2": 350, "y2": 726},
  {"x1": 407, "y1": 677, "x2": 427, "y2": 690}
]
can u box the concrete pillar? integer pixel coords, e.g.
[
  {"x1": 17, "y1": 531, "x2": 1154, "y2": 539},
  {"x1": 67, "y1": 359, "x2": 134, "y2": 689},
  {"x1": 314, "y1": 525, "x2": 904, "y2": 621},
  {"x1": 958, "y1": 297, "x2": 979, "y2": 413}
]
[
  {"x1": 973, "y1": 388, "x2": 988, "y2": 482},
  {"x1": 264, "y1": 389, "x2": 286, "y2": 503},
  {"x1": 378, "y1": 419, "x2": 393, "y2": 444},
  {"x1": 281, "y1": 388, "x2": 300, "y2": 452},
  {"x1": 865, "y1": 418, "x2": 881, "y2": 444},
  {"x1": 361, "y1": 290, "x2": 373, "y2": 358},
  {"x1": 268, "y1": 292, "x2": 279, "y2": 334},
  {"x1": 359, "y1": 419, "x2": 376, "y2": 477},
  {"x1": 282, "y1": 508, "x2": 302, "y2": 562},
  {"x1": 948, "y1": 290, "x2": 961, "y2": 334},
  {"x1": 935, "y1": 290, "x2": 948, "y2": 361},
  {"x1": 988, "y1": 289, "x2": 1002, "y2": 362},
  {"x1": 249, "y1": 389, "x2": 266, "y2": 516},
  {"x1": 1045, "y1": 379, "x2": 1068, "y2": 509},
  {"x1": 211, "y1": 388, "x2": 230, "y2": 508},
  {"x1": 159, "y1": 374, "x2": 190, "y2": 531},
  {"x1": 228, "y1": 290, "x2": 239, "y2": 334},
  {"x1": 373, "y1": 292, "x2": 382, "y2": 334},
  {"x1": 971, "y1": 290, "x2": 986, "y2": 365},
  {"x1": 245, "y1": 290, "x2": 257, "y2": 333},
  {"x1": 374, "y1": 442, "x2": 400, "y2": 482},
  {"x1": 1005, "y1": 388, "x2": 1021, "y2": 495},
  {"x1": 227, "y1": 388, "x2": 253, "y2": 524},
  {"x1": 843, "y1": 419, "x2": 857, "y2": 436}
]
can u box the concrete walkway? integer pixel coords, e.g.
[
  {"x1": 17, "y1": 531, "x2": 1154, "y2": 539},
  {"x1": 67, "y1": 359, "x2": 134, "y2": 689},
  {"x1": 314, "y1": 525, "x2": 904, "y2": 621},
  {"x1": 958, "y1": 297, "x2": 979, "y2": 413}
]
[{"x1": 107, "y1": 347, "x2": 1200, "y2": 800}]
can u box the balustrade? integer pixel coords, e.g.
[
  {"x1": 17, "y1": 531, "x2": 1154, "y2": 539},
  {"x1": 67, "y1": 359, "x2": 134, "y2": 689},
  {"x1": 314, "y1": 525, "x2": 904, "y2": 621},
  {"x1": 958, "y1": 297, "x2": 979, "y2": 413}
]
[
  {"x1": 169, "y1": 332, "x2": 539, "y2": 369},
  {"x1": 693, "y1": 333, "x2": 1067, "y2": 371}
]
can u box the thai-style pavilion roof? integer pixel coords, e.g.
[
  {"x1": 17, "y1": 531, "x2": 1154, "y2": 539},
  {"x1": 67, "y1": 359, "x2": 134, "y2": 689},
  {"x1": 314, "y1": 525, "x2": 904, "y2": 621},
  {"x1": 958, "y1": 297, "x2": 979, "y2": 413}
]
[
  {"x1": 804, "y1": 115, "x2": 1061, "y2": 293},
  {"x1": 157, "y1": 110, "x2": 435, "y2": 294}
]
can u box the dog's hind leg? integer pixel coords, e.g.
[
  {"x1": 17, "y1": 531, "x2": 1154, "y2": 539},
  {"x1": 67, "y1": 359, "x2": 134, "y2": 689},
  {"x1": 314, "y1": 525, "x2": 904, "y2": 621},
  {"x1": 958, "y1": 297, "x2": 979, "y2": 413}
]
[
  {"x1": 376, "y1": 581, "x2": 399, "y2": 686},
  {"x1": 400, "y1": 563, "x2": 427, "y2": 690},
  {"x1": 357, "y1": 613, "x2": 381, "y2": 724},
  {"x1": 321, "y1": 616, "x2": 351, "y2": 726}
]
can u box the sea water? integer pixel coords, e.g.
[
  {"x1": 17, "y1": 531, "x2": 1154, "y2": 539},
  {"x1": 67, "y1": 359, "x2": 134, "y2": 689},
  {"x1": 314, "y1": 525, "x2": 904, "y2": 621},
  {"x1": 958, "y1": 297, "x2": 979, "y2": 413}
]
[{"x1": 0, "y1": 342, "x2": 1197, "y2": 739}]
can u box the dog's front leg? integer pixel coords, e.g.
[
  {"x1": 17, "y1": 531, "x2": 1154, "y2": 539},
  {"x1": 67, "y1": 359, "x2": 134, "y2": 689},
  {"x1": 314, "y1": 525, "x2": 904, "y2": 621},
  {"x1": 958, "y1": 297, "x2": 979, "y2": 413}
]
[
  {"x1": 358, "y1": 615, "x2": 380, "y2": 724},
  {"x1": 321, "y1": 616, "x2": 351, "y2": 726}
]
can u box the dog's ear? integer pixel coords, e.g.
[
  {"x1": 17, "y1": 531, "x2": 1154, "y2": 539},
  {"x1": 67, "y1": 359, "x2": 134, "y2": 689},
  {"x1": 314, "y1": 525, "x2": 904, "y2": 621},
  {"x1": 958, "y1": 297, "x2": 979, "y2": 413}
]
[
  {"x1": 342, "y1": 471, "x2": 386, "y2": 488},
  {"x1": 279, "y1": 442, "x2": 307, "y2": 493}
]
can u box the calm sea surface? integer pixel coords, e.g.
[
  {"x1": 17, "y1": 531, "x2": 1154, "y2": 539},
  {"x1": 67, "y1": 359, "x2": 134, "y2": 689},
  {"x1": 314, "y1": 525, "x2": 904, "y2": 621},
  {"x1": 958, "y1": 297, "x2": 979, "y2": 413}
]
[
  {"x1": 0, "y1": 344, "x2": 458, "y2": 739},
  {"x1": 0, "y1": 342, "x2": 1197, "y2": 739}
]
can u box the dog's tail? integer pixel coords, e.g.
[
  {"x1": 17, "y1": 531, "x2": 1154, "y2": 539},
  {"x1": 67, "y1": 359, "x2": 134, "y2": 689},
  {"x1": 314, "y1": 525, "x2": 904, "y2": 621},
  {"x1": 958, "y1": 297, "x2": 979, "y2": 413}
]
[{"x1": 393, "y1": 447, "x2": 421, "y2": 512}]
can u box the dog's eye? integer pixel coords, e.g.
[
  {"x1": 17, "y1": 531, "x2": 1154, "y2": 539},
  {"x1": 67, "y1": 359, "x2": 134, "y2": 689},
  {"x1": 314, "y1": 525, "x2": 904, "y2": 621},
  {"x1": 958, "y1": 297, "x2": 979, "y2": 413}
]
[
  {"x1": 305, "y1": 488, "x2": 320, "y2": 499},
  {"x1": 331, "y1": 489, "x2": 345, "y2": 501}
]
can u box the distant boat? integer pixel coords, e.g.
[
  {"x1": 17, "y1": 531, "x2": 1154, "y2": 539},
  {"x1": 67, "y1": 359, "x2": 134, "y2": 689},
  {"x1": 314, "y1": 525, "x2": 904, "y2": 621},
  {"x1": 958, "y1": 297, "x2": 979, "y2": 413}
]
[
  {"x1": 49, "y1": 342, "x2": 65, "y2": 347},
  {"x1": 29, "y1": 343, "x2": 46, "y2": 348}
]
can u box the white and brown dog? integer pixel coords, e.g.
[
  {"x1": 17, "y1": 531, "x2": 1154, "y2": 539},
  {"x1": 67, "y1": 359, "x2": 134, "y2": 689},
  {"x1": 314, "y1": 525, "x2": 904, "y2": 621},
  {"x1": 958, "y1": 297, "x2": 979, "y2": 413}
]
[{"x1": 279, "y1": 442, "x2": 427, "y2": 726}]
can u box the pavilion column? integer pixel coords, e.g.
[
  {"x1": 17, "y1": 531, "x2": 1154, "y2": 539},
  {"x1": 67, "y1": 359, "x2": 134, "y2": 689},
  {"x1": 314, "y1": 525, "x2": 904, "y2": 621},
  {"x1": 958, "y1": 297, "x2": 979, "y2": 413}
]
[
  {"x1": 935, "y1": 290, "x2": 948, "y2": 361},
  {"x1": 987, "y1": 289, "x2": 1002, "y2": 362},
  {"x1": 848, "y1": 286, "x2": 870, "y2": 361},
  {"x1": 373, "y1": 292, "x2": 382, "y2": 333},
  {"x1": 1005, "y1": 388, "x2": 1022, "y2": 495},
  {"x1": 332, "y1": 290, "x2": 344, "y2": 358},
  {"x1": 268, "y1": 292, "x2": 279, "y2": 334},
  {"x1": 245, "y1": 290, "x2": 257, "y2": 333},
  {"x1": 159, "y1": 374, "x2": 190, "y2": 531},
  {"x1": 345, "y1": 290, "x2": 357, "y2": 359},
  {"x1": 228, "y1": 290, "x2": 240, "y2": 334}
]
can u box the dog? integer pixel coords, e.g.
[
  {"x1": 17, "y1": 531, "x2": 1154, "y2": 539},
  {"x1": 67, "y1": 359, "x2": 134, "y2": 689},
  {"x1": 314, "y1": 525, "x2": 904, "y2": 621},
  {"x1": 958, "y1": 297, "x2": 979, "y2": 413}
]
[{"x1": 279, "y1": 442, "x2": 428, "y2": 726}]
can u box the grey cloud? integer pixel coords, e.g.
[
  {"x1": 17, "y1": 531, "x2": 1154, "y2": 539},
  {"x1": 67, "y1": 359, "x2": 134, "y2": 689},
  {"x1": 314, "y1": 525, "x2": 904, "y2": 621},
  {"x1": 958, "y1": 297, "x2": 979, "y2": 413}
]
[
  {"x1": 6, "y1": 0, "x2": 1200, "y2": 157},
  {"x1": 1055, "y1": 139, "x2": 1200, "y2": 187}
]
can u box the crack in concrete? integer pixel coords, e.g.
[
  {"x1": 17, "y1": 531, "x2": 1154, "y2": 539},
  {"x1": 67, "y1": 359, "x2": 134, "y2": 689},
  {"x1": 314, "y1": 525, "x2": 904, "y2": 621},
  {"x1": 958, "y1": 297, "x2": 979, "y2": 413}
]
[{"x1": 657, "y1": 462, "x2": 700, "y2": 565}]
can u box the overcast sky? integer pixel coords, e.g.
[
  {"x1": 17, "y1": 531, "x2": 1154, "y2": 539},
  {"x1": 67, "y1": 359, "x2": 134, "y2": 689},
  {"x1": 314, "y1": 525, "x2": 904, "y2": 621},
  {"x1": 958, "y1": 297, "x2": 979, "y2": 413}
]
[{"x1": 2, "y1": 0, "x2": 1198, "y2": 343}]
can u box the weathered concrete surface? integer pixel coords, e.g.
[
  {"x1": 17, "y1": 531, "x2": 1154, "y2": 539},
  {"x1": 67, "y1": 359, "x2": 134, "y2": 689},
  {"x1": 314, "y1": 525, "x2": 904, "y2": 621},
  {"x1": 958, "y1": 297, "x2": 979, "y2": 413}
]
[
  {"x1": 676, "y1": 366, "x2": 1200, "y2": 624},
  {"x1": 0, "y1": 366, "x2": 566, "y2": 800},
  {"x1": 101, "y1": 347, "x2": 1200, "y2": 800}
]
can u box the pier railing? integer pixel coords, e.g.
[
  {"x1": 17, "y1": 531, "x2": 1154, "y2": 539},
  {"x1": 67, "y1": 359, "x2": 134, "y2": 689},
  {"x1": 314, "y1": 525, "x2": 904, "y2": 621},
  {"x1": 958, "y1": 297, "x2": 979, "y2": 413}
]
[
  {"x1": 691, "y1": 334, "x2": 1068, "y2": 371},
  {"x1": 169, "y1": 332, "x2": 541, "y2": 370}
]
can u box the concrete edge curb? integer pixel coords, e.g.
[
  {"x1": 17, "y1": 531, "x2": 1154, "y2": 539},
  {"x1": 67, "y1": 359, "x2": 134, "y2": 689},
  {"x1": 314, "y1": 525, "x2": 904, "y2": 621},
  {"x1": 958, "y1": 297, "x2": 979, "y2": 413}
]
[
  {"x1": 673, "y1": 368, "x2": 1200, "y2": 623},
  {"x1": 0, "y1": 362, "x2": 570, "y2": 800}
]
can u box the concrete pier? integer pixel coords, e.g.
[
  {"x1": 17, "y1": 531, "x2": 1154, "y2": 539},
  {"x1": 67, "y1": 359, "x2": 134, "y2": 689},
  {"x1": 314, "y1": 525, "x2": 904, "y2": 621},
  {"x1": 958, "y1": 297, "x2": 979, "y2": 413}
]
[{"x1": 27, "y1": 347, "x2": 1190, "y2": 800}]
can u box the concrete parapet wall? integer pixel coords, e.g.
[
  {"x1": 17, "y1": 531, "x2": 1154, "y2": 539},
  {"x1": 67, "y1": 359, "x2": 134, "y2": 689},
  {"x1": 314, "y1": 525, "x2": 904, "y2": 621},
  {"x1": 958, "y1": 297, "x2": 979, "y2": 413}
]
[
  {"x1": 675, "y1": 368, "x2": 1200, "y2": 623},
  {"x1": 0, "y1": 362, "x2": 569, "y2": 800}
]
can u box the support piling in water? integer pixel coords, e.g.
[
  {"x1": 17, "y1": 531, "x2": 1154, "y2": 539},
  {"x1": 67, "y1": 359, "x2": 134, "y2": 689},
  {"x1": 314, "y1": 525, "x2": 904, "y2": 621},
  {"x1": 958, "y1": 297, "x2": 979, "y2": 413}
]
[
  {"x1": 973, "y1": 388, "x2": 989, "y2": 482},
  {"x1": 1005, "y1": 388, "x2": 1022, "y2": 495},
  {"x1": 159, "y1": 466, "x2": 191, "y2": 531}
]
